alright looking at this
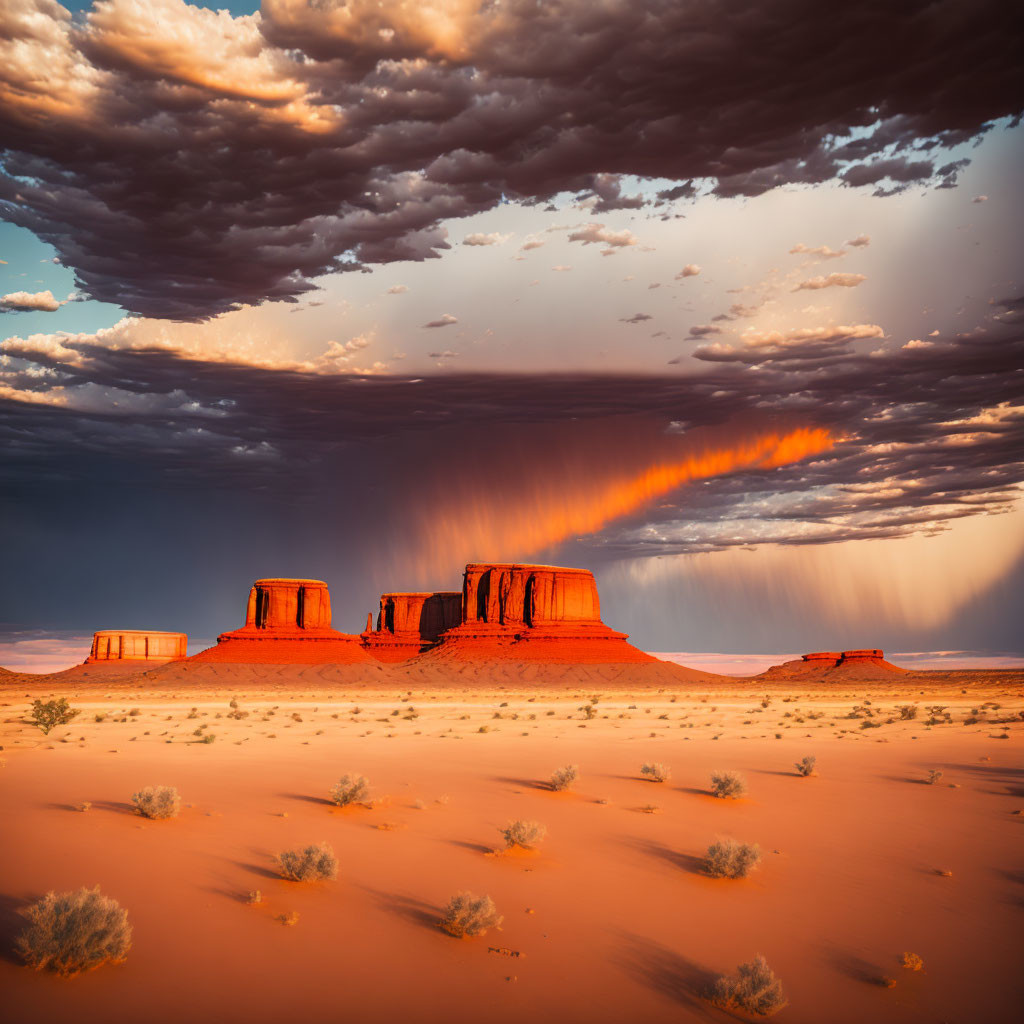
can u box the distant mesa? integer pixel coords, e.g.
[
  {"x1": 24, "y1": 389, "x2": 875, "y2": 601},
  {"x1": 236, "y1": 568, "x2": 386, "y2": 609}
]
[
  {"x1": 362, "y1": 591, "x2": 462, "y2": 662},
  {"x1": 87, "y1": 630, "x2": 187, "y2": 664},
  {"x1": 761, "y1": 648, "x2": 903, "y2": 680},
  {"x1": 190, "y1": 578, "x2": 372, "y2": 664},
  {"x1": 802, "y1": 649, "x2": 886, "y2": 665}
]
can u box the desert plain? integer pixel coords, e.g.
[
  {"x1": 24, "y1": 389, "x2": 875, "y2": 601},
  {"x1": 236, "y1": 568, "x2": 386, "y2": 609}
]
[{"x1": 1, "y1": 662, "x2": 1021, "y2": 1024}]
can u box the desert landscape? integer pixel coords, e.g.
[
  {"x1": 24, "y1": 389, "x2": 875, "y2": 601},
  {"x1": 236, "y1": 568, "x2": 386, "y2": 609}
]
[
  {"x1": 3, "y1": 2, "x2": 1022, "y2": 1021},
  {"x1": 2, "y1": 634, "x2": 1021, "y2": 1022}
]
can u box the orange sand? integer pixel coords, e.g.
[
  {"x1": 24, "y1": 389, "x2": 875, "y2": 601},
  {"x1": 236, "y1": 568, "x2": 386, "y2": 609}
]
[{"x1": 1, "y1": 668, "x2": 1021, "y2": 1023}]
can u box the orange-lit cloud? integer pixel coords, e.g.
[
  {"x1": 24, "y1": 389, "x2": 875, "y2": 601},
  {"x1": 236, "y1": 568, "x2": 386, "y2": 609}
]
[{"x1": 403, "y1": 425, "x2": 834, "y2": 582}]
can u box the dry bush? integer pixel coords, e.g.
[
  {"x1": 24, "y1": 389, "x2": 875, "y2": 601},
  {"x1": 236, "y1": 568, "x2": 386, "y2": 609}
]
[
  {"x1": 439, "y1": 892, "x2": 502, "y2": 938},
  {"x1": 925, "y1": 769, "x2": 943, "y2": 785},
  {"x1": 131, "y1": 785, "x2": 180, "y2": 819},
  {"x1": 897, "y1": 705, "x2": 918, "y2": 720},
  {"x1": 794, "y1": 756, "x2": 817, "y2": 777},
  {"x1": 30, "y1": 698, "x2": 79, "y2": 735},
  {"x1": 640, "y1": 762, "x2": 671, "y2": 783},
  {"x1": 17, "y1": 886, "x2": 131, "y2": 975},
  {"x1": 710, "y1": 955, "x2": 787, "y2": 1016},
  {"x1": 275, "y1": 842, "x2": 337, "y2": 881},
  {"x1": 901, "y1": 952, "x2": 924, "y2": 971},
  {"x1": 704, "y1": 838, "x2": 762, "y2": 879},
  {"x1": 549, "y1": 764, "x2": 579, "y2": 791},
  {"x1": 329, "y1": 773, "x2": 370, "y2": 807},
  {"x1": 710, "y1": 770, "x2": 747, "y2": 799},
  {"x1": 500, "y1": 820, "x2": 546, "y2": 849}
]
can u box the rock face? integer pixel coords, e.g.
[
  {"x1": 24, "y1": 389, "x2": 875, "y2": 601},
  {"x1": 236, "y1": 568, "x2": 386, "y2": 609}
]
[
  {"x1": 362, "y1": 591, "x2": 462, "y2": 662},
  {"x1": 87, "y1": 630, "x2": 187, "y2": 663},
  {"x1": 191, "y1": 578, "x2": 372, "y2": 664},
  {"x1": 429, "y1": 563, "x2": 653, "y2": 663}
]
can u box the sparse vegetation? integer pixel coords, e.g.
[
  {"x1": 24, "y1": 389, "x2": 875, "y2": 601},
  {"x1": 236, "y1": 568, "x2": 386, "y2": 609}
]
[
  {"x1": 710, "y1": 770, "x2": 747, "y2": 799},
  {"x1": 710, "y1": 955, "x2": 787, "y2": 1016},
  {"x1": 275, "y1": 842, "x2": 338, "y2": 881},
  {"x1": 704, "y1": 838, "x2": 762, "y2": 879},
  {"x1": 439, "y1": 892, "x2": 502, "y2": 938},
  {"x1": 925, "y1": 769, "x2": 943, "y2": 785},
  {"x1": 640, "y1": 762, "x2": 671, "y2": 783},
  {"x1": 794, "y1": 755, "x2": 817, "y2": 777},
  {"x1": 897, "y1": 705, "x2": 918, "y2": 720},
  {"x1": 549, "y1": 764, "x2": 579, "y2": 791},
  {"x1": 16, "y1": 886, "x2": 132, "y2": 975},
  {"x1": 329, "y1": 773, "x2": 370, "y2": 807},
  {"x1": 247, "y1": 890, "x2": 262, "y2": 905},
  {"x1": 131, "y1": 785, "x2": 180, "y2": 819},
  {"x1": 499, "y1": 820, "x2": 546, "y2": 849},
  {"x1": 199, "y1": 733, "x2": 216, "y2": 744},
  {"x1": 30, "y1": 698, "x2": 80, "y2": 735},
  {"x1": 901, "y1": 952, "x2": 924, "y2": 971}
]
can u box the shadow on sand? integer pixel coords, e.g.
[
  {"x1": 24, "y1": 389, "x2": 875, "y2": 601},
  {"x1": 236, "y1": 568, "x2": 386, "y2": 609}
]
[
  {"x1": 614, "y1": 931, "x2": 719, "y2": 1016},
  {"x1": 360, "y1": 887, "x2": 440, "y2": 933},
  {"x1": 276, "y1": 792, "x2": 335, "y2": 807},
  {"x1": 490, "y1": 775, "x2": 550, "y2": 791},
  {"x1": 0, "y1": 892, "x2": 31, "y2": 965},
  {"x1": 622, "y1": 837, "x2": 705, "y2": 875}
]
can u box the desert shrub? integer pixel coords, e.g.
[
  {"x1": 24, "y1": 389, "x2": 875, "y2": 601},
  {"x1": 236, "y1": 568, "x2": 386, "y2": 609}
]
[
  {"x1": 329, "y1": 773, "x2": 370, "y2": 807},
  {"x1": 794, "y1": 756, "x2": 817, "y2": 777},
  {"x1": 897, "y1": 705, "x2": 918, "y2": 721},
  {"x1": 131, "y1": 785, "x2": 180, "y2": 819},
  {"x1": 549, "y1": 764, "x2": 579, "y2": 791},
  {"x1": 710, "y1": 770, "x2": 747, "y2": 799},
  {"x1": 710, "y1": 955, "x2": 787, "y2": 1016},
  {"x1": 199, "y1": 733, "x2": 215, "y2": 744},
  {"x1": 500, "y1": 820, "x2": 547, "y2": 849},
  {"x1": 439, "y1": 892, "x2": 502, "y2": 938},
  {"x1": 901, "y1": 952, "x2": 924, "y2": 971},
  {"x1": 640, "y1": 762, "x2": 671, "y2": 783},
  {"x1": 704, "y1": 838, "x2": 762, "y2": 879},
  {"x1": 275, "y1": 842, "x2": 337, "y2": 881},
  {"x1": 925, "y1": 769, "x2": 943, "y2": 785},
  {"x1": 16, "y1": 886, "x2": 131, "y2": 975},
  {"x1": 30, "y1": 698, "x2": 79, "y2": 735}
]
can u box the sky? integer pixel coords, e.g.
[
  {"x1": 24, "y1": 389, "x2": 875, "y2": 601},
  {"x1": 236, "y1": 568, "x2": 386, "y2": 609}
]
[{"x1": 1, "y1": 0, "x2": 1023, "y2": 671}]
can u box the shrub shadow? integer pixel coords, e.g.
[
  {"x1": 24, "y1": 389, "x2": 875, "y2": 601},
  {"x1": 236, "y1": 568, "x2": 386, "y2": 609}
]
[
  {"x1": 360, "y1": 887, "x2": 439, "y2": 933},
  {"x1": 491, "y1": 776, "x2": 548, "y2": 791},
  {"x1": 0, "y1": 892, "x2": 30, "y2": 965},
  {"x1": 446, "y1": 839, "x2": 494, "y2": 855},
  {"x1": 276, "y1": 792, "x2": 334, "y2": 807},
  {"x1": 614, "y1": 931, "x2": 718, "y2": 1015},
  {"x1": 41, "y1": 801, "x2": 80, "y2": 812},
  {"x1": 624, "y1": 837, "x2": 704, "y2": 875},
  {"x1": 93, "y1": 800, "x2": 137, "y2": 815},
  {"x1": 825, "y1": 945, "x2": 888, "y2": 986},
  {"x1": 229, "y1": 859, "x2": 280, "y2": 881}
]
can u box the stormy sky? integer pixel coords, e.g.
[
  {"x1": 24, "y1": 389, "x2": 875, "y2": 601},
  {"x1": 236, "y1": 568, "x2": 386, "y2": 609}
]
[{"x1": 1, "y1": 0, "x2": 1023, "y2": 669}]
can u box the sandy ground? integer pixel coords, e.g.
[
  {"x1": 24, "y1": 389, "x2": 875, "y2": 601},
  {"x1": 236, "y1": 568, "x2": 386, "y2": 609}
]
[{"x1": 1, "y1": 670, "x2": 1022, "y2": 1024}]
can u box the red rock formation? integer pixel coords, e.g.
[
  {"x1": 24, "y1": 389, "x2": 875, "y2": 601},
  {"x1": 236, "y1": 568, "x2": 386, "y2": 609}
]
[
  {"x1": 761, "y1": 648, "x2": 903, "y2": 680},
  {"x1": 840, "y1": 648, "x2": 885, "y2": 662},
  {"x1": 802, "y1": 651, "x2": 842, "y2": 664},
  {"x1": 362, "y1": 591, "x2": 462, "y2": 662},
  {"x1": 87, "y1": 630, "x2": 187, "y2": 663},
  {"x1": 432, "y1": 563, "x2": 653, "y2": 663},
  {"x1": 191, "y1": 578, "x2": 372, "y2": 664}
]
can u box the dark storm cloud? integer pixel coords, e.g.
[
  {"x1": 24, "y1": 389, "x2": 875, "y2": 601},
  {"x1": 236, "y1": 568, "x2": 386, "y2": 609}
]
[
  {"x1": 3, "y1": 299, "x2": 1022, "y2": 567},
  {"x1": 1, "y1": 0, "x2": 1021, "y2": 319}
]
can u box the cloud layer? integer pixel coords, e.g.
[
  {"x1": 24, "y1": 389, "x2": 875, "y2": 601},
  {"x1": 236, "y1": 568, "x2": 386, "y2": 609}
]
[{"x1": 1, "y1": 0, "x2": 1020, "y2": 319}]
